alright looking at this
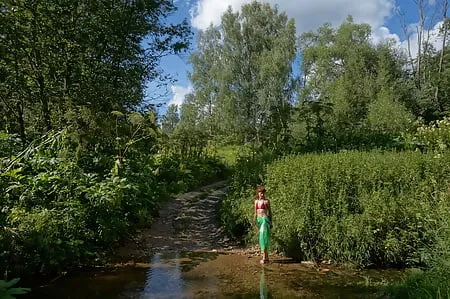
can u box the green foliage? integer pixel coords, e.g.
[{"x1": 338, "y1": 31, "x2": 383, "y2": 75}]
[
  {"x1": 0, "y1": 0, "x2": 190, "y2": 141},
  {"x1": 0, "y1": 0, "x2": 233, "y2": 281},
  {"x1": 387, "y1": 267, "x2": 450, "y2": 298},
  {"x1": 266, "y1": 151, "x2": 450, "y2": 267},
  {"x1": 296, "y1": 20, "x2": 413, "y2": 151},
  {"x1": 404, "y1": 117, "x2": 450, "y2": 152},
  {"x1": 223, "y1": 150, "x2": 450, "y2": 268},
  {"x1": 211, "y1": 145, "x2": 252, "y2": 167},
  {"x1": 1, "y1": 131, "x2": 131, "y2": 273},
  {"x1": 153, "y1": 153, "x2": 227, "y2": 195},
  {"x1": 386, "y1": 192, "x2": 450, "y2": 298},
  {"x1": 366, "y1": 90, "x2": 414, "y2": 135},
  {"x1": 220, "y1": 149, "x2": 277, "y2": 238},
  {"x1": 409, "y1": 46, "x2": 450, "y2": 122},
  {"x1": 161, "y1": 105, "x2": 180, "y2": 135},
  {"x1": 186, "y1": 1, "x2": 296, "y2": 149},
  {"x1": 0, "y1": 128, "x2": 226, "y2": 276},
  {"x1": 0, "y1": 278, "x2": 30, "y2": 299}
]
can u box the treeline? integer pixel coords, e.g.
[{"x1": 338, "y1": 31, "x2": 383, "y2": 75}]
[
  {"x1": 0, "y1": 0, "x2": 225, "y2": 278},
  {"x1": 164, "y1": 2, "x2": 450, "y2": 152}
]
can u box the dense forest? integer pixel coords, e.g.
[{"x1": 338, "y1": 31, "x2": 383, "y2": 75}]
[
  {"x1": 0, "y1": 0, "x2": 227, "y2": 280},
  {"x1": 2, "y1": 0, "x2": 450, "y2": 297}
]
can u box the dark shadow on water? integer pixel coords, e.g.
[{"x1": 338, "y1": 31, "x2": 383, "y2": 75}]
[
  {"x1": 178, "y1": 250, "x2": 220, "y2": 272},
  {"x1": 270, "y1": 258, "x2": 298, "y2": 264}
]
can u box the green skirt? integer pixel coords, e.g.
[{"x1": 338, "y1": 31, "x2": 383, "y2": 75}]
[{"x1": 257, "y1": 215, "x2": 271, "y2": 252}]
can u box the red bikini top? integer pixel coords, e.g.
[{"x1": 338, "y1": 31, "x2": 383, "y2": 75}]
[{"x1": 256, "y1": 200, "x2": 267, "y2": 210}]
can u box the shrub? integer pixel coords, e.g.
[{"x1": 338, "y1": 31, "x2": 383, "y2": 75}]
[
  {"x1": 1, "y1": 130, "x2": 227, "y2": 276},
  {"x1": 221, "y1": 149, "x2": 450, "y2": 268},
  {"x1": 0, "y1": 278, "x2": 30, "y2": 299},
  {"x1": 402, "y1": 117, "x2": 450, "y2": 152},
  {"x1": 266, "y1": 151, "x2": 450, "y2": 267},
  {"x1": 220, "y1": 149, "x2": 277, "y2": 239},
  {"x1": 386, "y1": 192, "x2": 450, "y2": 297}
]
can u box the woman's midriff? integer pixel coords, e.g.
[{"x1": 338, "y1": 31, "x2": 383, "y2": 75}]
[{"x1": 256, "y1": 209, "x2": 267, "y2": 217}]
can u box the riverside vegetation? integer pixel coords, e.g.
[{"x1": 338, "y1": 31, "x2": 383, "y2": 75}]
[
  {"x1": 2, "y1": 0, "x2": 450, "y2": 298},
  {"x1": 220, "y1": 118, "x2": 450, "y2": 298}
]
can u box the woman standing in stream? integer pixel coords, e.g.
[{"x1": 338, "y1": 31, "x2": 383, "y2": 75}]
[{"x1": 254, "y1": 185, "x2": 272, "y2": 264}]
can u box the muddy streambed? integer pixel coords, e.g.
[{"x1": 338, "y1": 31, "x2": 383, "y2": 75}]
[
  {"x1": 27, "y1": 250, "x2": 404, "y2": 298},
  {"x1": 23, "y1": 184, "x2": 404, "y2": 298}
]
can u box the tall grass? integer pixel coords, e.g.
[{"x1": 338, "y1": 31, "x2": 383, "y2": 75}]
[
  {"x1": 222, "y1": 150, "x2": 450, "y2": 269},
  {"x1": 386, "y1": 197, "x2": 450, "y2": 298},
  {"x1": 267, "y1": 151, "x2": 450, "y2": 267}
]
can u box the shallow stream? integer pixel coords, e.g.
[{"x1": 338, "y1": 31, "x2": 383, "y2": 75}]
[{"x1": 26, "y1": 250, "x2": 404, "y2": 298}]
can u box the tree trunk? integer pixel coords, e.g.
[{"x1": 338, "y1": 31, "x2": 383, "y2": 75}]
[
  {"x1": 38, "y1": 73, "x2": 51, "y2": 132},
  {"x1": 434, "y1": 0, "x2": 449, "y2": 112},
  {"x1": 16, "y1": 101, "x2": 26, "y2": 146}
]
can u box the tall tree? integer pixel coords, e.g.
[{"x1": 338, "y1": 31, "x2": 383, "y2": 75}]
[
  {"x1": 161, "y1": 104, "x2": 180, "y2": 134},
  {"x1": 188, "y1": 25, "x2": 222, "y2": 137},
  {"x1": 0, "y1": 0, "x2": 190, "y2": 148},
  {"x1": 188, "y1": 1, "x2": 297, "y2": 149},
  {"x1": 397, "y1": 0, "x2": 450, "y2": 121},
  {"x1": 298, "y1": 17, "x2": 413, "y2": 149}
]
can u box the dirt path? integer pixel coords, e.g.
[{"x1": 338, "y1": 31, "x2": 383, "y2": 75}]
[{"x1": 111, "y1": 181, "x2": 244, "y2": 265}]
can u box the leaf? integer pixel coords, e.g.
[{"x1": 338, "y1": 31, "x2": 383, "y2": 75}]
[
  {"x1": 4, "y1": 278, "x2": 19, "y2": 288},
  {"x1": 1, "y1": 168, "x2": 23, "y2": 179},
  {"x1": 111, "y1": 111, "x2": 124, "y2": 117},
  {"x1": 7, "y1": 287, "x2": 31, "y2": 295},
  {"x1": 127, "y1": 112, "x2": 144, "y2": 126}
]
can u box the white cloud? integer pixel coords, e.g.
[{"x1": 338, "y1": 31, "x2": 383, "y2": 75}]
[
  {"x1": 168, "y1": 85, "x2": 193, "y2": 107},
  {"x1": 371, "y1": 26, "x2": 401, "y2": 44},
  {"x1": 369, "y1": 20, "x2": 446, "y2": 59},
  {"x1": 190, "y1": 0, "x2": 447, "y2": 59},
  {"x1": 400, "y1": 21, "x2": 445, "y2": 57},
  {"x1": 190, "y1": 0, "x2": 247, "y2": 30},
  {"x1": 190, "y1": 0, "x2": 395, "y2": 33}
]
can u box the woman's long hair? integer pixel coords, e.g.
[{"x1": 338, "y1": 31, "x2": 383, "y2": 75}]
[{"x1": 255, "y1": 185, "x2": 266, "y2": 199}]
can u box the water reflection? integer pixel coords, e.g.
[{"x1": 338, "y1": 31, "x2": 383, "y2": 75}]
[
  {"x1": 259, "y1": 269, "x2": 269, "y2": 299},
  {"x1": 142, "y1": 252, "x2": 183, "y2": 298},
  {"x1": 25, "y1": 251, "x2": 404, "y2": 298}
]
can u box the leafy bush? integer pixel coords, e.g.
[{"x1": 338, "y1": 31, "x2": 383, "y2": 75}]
[
  {"x1": 154, "y1": 153, "x2": 227, "y2": 195},
  {"x1": 1, "y1": 135, "x2": 132, "y2": 273},
  {"x1": 222, "y1": 149, "x2": 450, "y2": 268},
  {"x1": 0, "y1": 278, "x2": 30, "y2": 299},
  {"x1": 402, "y1": 117, "x2": 450, "y2": 152},
  {"x1": 386, "y1": 193, "x2": 450, "y2": 298},
  {"x1": 1, "y1": 130, "x2": 227, "y2": 276},
  {"x1": 266, "y1": 151, "x2": 450, "y2": 267},
  {"x1": 220, "y1": 149, "x2": 277, "y2": 239}
]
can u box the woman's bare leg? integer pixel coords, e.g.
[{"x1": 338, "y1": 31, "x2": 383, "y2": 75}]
[
  {"x1": 260, "y1": 252, "x2": 267, "y2": 264},
  {"x1": 260, "y1": 252, "x2": 269, "y2": 263}
]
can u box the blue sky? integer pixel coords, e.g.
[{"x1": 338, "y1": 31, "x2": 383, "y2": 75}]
[{"x1": 148, "y1": 0, "x2": 449, "y2": 115}]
